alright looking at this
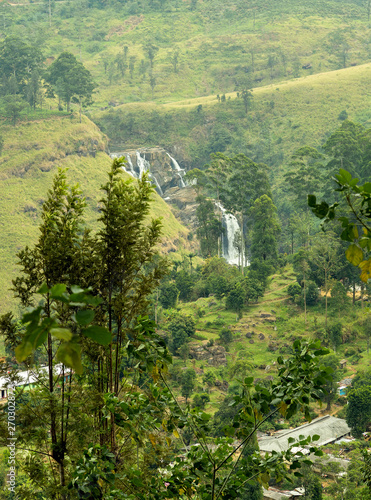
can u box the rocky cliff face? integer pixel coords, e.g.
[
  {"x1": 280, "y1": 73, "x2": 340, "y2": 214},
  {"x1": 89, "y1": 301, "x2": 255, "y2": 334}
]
[
  {"x1": 110, "y1": 146, "x2": 199, "y2": 232},
  {"x1": 110, "y1": 146, "x2": 187, "y2": 193}
]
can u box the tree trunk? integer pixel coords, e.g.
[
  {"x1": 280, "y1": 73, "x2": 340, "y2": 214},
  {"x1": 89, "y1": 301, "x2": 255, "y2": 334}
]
[
  {"x1": 303, "y1": 271, "x2": 307, "y2": 327},
  {"x1": 240, "y1": 214, "x2": 244, "y2": 276},
  {"x1": 325, "y1": 270, "x2": 328, "y2": 329}
]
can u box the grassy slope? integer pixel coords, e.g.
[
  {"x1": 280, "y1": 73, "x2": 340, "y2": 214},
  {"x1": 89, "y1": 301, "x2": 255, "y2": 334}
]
[
  {"x1": 2, "y1": 0, "x2": 371, "y2": 108},
  {"x1": 94, "y1": 61, "x2": 371, "y2": 190},
  {"x1": 2, "y1": 0, "x2": 370, "y2": 190},
  {"x1": 0, "y1": 114, "x2": 191, "y2": 313}
]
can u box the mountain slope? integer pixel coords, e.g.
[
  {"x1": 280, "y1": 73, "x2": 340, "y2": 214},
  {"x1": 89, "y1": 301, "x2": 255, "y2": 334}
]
[
  {"x1": 94, "y1": 61, "x2": 371, "y2": 176},
  {"x1": 0, "y1": 114, "x2": 191, "y2": 312}
]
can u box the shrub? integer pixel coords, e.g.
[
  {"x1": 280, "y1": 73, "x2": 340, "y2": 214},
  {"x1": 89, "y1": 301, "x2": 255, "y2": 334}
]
[
  {"x1": 287, "y1": 282, "x2": 301, "y2": 299},
  {"x1": 192, "y1": 393, "x2": 210, "y2": 409}
]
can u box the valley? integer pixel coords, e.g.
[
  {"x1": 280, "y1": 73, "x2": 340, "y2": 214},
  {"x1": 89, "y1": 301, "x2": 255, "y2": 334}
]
[{"x1": 0, "y1": 0, "x2": 370, "y2": 498}]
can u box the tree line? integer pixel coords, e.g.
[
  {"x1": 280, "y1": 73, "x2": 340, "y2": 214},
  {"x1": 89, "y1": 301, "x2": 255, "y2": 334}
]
[{"x1": 0, "y1": 36, "x2": 94, "y2": 124}]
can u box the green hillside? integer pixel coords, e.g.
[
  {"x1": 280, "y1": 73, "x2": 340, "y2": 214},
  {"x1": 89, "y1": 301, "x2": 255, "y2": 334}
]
[
  {"x1": 2, "y1": 0, "x2": 371, "y2": 108},
  {"x1": 0, "y1": 114, "x2": 191, "y2": 313},
  {"x1": 95, "y1": 61, "x2": 371, "y2": 185},
  {"x1": 166, "y1": 262, "x2": 368, "y2": 419}
]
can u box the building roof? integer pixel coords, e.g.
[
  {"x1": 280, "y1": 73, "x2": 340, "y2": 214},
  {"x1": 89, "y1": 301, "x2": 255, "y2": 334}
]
[
  {"x1": 263, "y1": 489, "x2": 291, "y2": 500},
  {"x1": 258, "y1": 415, "x2": 351, "y2": 453},
  {"x1": 0, "y1": 364, "x2": 69, "y2": 390},
  {"x1": 263, "y1": 488, "x2": 303, "y2": 499}
]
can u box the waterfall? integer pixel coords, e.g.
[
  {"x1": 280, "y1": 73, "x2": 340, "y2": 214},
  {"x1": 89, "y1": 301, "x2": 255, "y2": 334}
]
[
  {"x1": 109, "y1": 149, "x2": 186, "y2": 196},
  {"x1": 109, "y1": 152, "x2": 137, "y2": 178},
  {"x1": 149, "y1": 174, "x2": 164, "y2": 196},
  {"x1": 215, "y1": 202, "x2": 241, "y2": 266},
  {"x1": 167, "y1": 153, "x2": 186, "y2": 188},
  {"x1": 136, "y1": 152, "x2": 151, "y2": 178},
  {"x1": 126, "y1": 154, "x2": 138, "y2": 178}
]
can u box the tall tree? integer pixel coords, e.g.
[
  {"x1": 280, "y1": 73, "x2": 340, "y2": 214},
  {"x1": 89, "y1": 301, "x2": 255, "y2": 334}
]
[
  {"x1": 45, "y1": 52, "x2": 95, "y2": 115},
  {"x1": 11, "y1": 169, "x2": 88, "y2": 496},
  {"x1": 221, "y1": 154, "x2": 271, "y2": 272},
  {"x1": 250, "y1": 194, "x2": 280, "y2": 263},
  {"x1": 309, "y1": 232, "x2": 341, "y2": 327},
  {"x1": 2, "y1": 162, "x2": 169, "y2": 496},
  {"x1": 323, "y1": 121, "x2": 371, "y2": 182},
  {"x1": 143, "y1": 42, "x2": 159, "y2": 69},
  {"x1": 196, "y1": 195, "x2": 224, "y2": 258},
  {"x1": 0, "y1": 36, "x2": 43, "y2": 98},
  {"x1": 284, "y1": 146, "x2": 326, "y2": 213}
]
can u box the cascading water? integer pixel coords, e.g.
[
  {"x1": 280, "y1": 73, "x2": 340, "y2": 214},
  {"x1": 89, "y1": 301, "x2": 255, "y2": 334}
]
[
  {"x1": 149, "y1": 174, "x2": 164, "y2": 196},
  {"x1": 109, "y1": 152, "x2": 137, "y2": 178},
  {"x1": 136, "y1": 151, "x2": 150, "y2": 178},
  {"x1": 110, "y1": 151, "x2": 163, "y2": 195},
  {"x1": 167, "y1": 153, "x2": 186, "y2": 188},
  {"x1": 135, "y1": 152, "x2": 164, "y2": 195},
  {"x1": 215, "y1": 202, "x2": 241, "y2": 266},
  {"x1": 126, "y1": 154, "x2": 137, "y2": 178}
]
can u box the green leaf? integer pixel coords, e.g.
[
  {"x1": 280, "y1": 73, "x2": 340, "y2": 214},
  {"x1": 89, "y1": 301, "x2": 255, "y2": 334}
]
[
  {"x1": 56, "y1": 342, "x2": 83, "y2": 374},
  {"x1": 15, "y1": 324, "x2": 48, "y2": 362},
  {"x1": 22, "y1": 307, "x2": 42, "y2": 325},
  {"x1": 50, "y1": 283, "x2": 67, "y2": 298},
  {"x1": 50, "y1": 328, "x2": 73, "y2": 341},
  {"x1": 307, "y1": 194, "x2": 317, "y2": 207},
  {"x1": 345, "y1": 244, "x2": 363, "y2": 266},
  {"x1": 312, "y1": 434, "x2": 320, "y2": 441},
  {"x1": 15, "y1": 341, "x2": 33, "y2": 362},
  {"x1": 37, "y1": 283, "x2": 49, "y2": 294},
  {"x1": 75, "y1": 309, "x2": 95, "y2": 326},
  {"x1": 337, "y1": 168, "x2": 352, "y2": 184},
  {"x1": 70, "y1": 292, "x2": 102, "y2": 306},
  {"x1": 83, "y1": 325, "x2": 111, "y2": 345},
  {"x1": 352, "y1": 225, "x2": 359, "y2": 239}
]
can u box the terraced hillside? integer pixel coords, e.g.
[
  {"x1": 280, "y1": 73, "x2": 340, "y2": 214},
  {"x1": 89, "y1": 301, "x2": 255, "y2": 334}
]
[{"x1": 172, "y1": 265, "x2": 367, "y2": 417}]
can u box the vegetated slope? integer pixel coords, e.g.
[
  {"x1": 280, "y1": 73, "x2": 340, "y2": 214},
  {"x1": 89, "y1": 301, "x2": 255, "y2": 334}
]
[
  {"x1": 2, "y1": 0, "x2": 371, "y2": 108},
  {"x1": 0, "y1": 114, "x2": 191, "y2": 313},
  {"x1": 94, "y1": 61, "x2": 371, "y2": 180},
  {"x1": 173, "y1": 265, "x2": 366, "y2": 417}
]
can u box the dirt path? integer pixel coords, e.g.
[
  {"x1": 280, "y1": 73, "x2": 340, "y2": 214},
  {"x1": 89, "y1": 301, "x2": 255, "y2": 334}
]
[{"x1": 259, "y1": 295, "x2": 289, "y2": 304}]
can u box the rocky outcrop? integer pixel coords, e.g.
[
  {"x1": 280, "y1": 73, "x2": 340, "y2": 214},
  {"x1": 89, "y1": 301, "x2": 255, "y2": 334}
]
[
  {"x1": 256, "y1": 312, "x2": 276, "y2": 323},
  {"x1": 110, "y1": 146, "x2": 201, "y2": 231},
  {"x1": 110, "y1": 147, "x2": 187, "y2": 193},
  {"x1": 189, "y1": 342, "x2": 227, "y2": 366},
  {"x1": 164, "y1": 185, "x2": 199, "y2": 231}
]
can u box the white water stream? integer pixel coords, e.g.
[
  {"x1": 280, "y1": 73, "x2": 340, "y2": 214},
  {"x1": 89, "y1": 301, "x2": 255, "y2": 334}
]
[
  {"x1": 215, "y1": 202, "x2": 241, "y2": 266},
  {"x1": 167, "y1": 153, "x2": 186, "y2": 188}
]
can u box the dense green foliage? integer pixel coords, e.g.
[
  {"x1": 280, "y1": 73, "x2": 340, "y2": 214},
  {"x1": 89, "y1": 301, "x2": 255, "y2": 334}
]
[{"x1": 1, "y1": 0, "x2": 371, "y2": 498}]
